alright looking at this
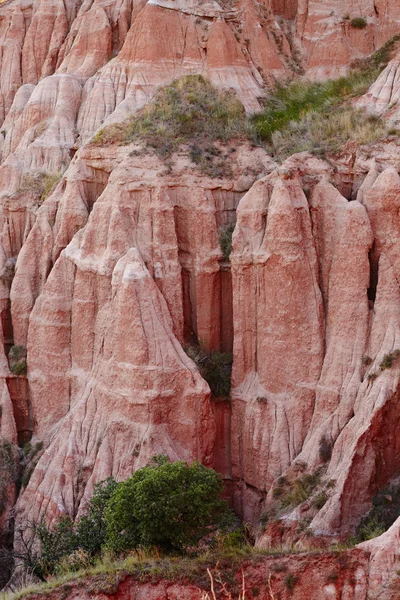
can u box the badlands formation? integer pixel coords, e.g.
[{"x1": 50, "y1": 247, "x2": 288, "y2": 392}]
[{"x1": 2, "y1": 0, "x2": 400, "y2": 597}]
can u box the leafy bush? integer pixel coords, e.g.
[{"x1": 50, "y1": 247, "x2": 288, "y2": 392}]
[
  {"x1": 75, "y1": 477, "x2": 118, "y2": 555},
  {"x1": 351, "y1": 17, "x2": 367, "y2": 29},
  {"x1": 19, "y1": 478, "x2": 117, "y2": 578},
  {"x1": 219, "y1": 224, "x2": 235, "y2": 261},
  {"x1": 105, "y1": 456, "x2": 231, "y2": 552},
  {"x1": 185, "y1": 346, "x2": 233, "y2": 396},
  {"x1": 8, "y1": 344, "x2": 27, "y2": 376}
]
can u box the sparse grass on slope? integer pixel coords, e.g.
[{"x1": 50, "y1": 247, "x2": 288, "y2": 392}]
[
  {"x1": 92, "y1": 37, "x2": 399, "y2": 167},
  {"x1": 92, "y1": 75, "x2": 247, "y2": 176},
  {"x1": 248, "y1": 35, "x2": 400, "y2": 160},
  {"x1": 249, "y1": 72, "x2": 386, "y2": 160},
  {"x1": 2, "y1": 546, "x2": 318, "y2": 600}
]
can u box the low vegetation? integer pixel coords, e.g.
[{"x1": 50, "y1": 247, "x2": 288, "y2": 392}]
[
  {"x1": 379, "y1": 349, "x2": 400, "y2": 370},
  {"x1": 92, "y1": 34, "x2": 399, "y2": 170},
  {"x1": 1, "y1": 544, "x2": 324, "y2": 600},
  {"x1": 319, "y1": 436, "x2": 333, "y2": 463},
  {"x1": 219, "y1": 224, "x2": 235, "y2": 261},
  {"x1": 272, "y1": 471, "x2": 321, "y2": 509},
  {"x1": 8, "y1": 344, "x2": 27, "y2": 376},
  {"x1": 185, "y1": 345, "x2": 233, "y2": 396},
  {"x1": 93, "y1": 75, "x2": 246, "y2": 177},
  {"x1": 20, "y1": 171, "x2": 63, "y2": 204},
  {"x1": 353, "y1": 482, "x2": 400, "y2": 542},
  {"x1": 11, "y1": 457, "x2": 236, "y2": 581},
  {"x1": 350, "y1": 17, "x2": 367, "y2": 29},
  {"x1": 248, "y1": 34, "x2": 400, "y2": 160},
  {"x1": 0, "y1": 439, "x2": 18, "y2": 515}
]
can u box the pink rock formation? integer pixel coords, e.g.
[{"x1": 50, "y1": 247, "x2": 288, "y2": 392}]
[{"x1": 1, "y1": 0, "x2": 400, "y2": 593}]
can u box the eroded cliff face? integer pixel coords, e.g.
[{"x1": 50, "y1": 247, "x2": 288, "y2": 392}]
[{"x1": 2, "y1": 0, "x2": 400, "y2": 595}]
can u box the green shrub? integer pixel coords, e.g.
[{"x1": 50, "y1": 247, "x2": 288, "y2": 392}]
[
  {"x1": 219, "y1": 224, "x2": 235, "y2": 261},
  {"x1": 75, "y1": 477, "x2": 118, "y2": 555},
  {"x1": 33, "y1": 516, "x2": 78, "y2": 578},
  {"x1": 248, "y1": 60, "x2": 388, "y2": 160},
  {"x1": 184, "y1": 346, "x2": 233, "y2": 396},
  {"x1": 264, "y1": 107, "x2": 385, "y2": 160},
  {"x1": 20, "y1": 478, "x2": 117, "y2": 577},
  {"x1": 105, "y1": 456, "x2": 232, "y2": 553},
  {"x1": 8, "y1": 344, "x2": 27, "y2": 376},
  {"x1": 351, "y1": 17, "x2": 367, "y2": 29}
]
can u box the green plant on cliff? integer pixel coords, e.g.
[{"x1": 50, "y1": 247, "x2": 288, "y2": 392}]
[
  {"x1": 14, "y1": 459, "x2": 234, "y2": 581},
  {"x1": 20, "y1": 171, "x2": 63, "y2": 204},
  {"x1": 105, "y1": 456, "x2": 232, "y2": 553},
  {"x1": 219, "y1": 224, "x2": 235, "y2": 261},
  {"x1": 8, "y1": 345, "x2": 27, "y2": 376},
  {"x1": 92, "y1": 75, "x2": 246, "y2": 177},
  {"x1": 354, "y1": 482, "x2": 400, "y2": 542},
  {"x1": 184, "y1": 345, "x2": 233, "y2": 396},
  {"x1": 350, "y1": 17, "x2": 367, "y2": 29},
  {"x1": 379, "y1": 349, "x2": 400, "y2": 370},
  {"x1": 248, "y1": 33, "x2": 400, "y2": 159}
]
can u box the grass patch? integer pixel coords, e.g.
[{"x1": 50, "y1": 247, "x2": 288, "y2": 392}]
[
  {"x1": 353, "y1": 482, "x2": 400, "y2": 542},
  {"x1": 2, "y1": 547, "x2": 320, "y2": 600},
  {"x1": 92, "y1": 75, "x2": 246, "y2": 177},
  {"x1": 20, "y1": 172, "x2": 63, "y2": 204},
  {"x1": 92, "y1": 38, "x2": 398, "y2": 169},
  {"x1": 273, "y1": 471, "x2": 321, "y2": 509},
  {"x1": 248, "y1": 35, "x2": 400, "y2": 161},
  {"x1": 184, "y1": 346, "x2": 233, "y2": 397},
  {"x1": 259, "y1": 107, "x2": 385, "y2": 160}
]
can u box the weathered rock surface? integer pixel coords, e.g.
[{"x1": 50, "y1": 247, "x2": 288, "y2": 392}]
[{"x1": 2, "y1": 0, "x2": 400, "y2": 595}]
